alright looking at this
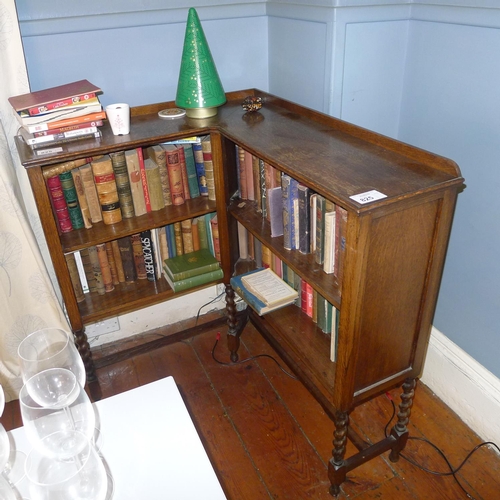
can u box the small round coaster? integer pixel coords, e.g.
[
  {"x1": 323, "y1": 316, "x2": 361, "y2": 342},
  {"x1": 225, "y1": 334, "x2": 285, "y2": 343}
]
[{"x1": 158, "y1": 108, "x2": 186, "y2": 119}]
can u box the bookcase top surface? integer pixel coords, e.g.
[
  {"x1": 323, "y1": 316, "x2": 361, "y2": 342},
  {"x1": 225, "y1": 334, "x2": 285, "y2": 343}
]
[{"x1": 16, "y1": 89, "x2": 463, "y2": 211}]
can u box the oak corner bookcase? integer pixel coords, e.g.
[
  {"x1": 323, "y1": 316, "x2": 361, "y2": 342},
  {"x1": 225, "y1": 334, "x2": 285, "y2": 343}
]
[{"x1": 16, "y1": 89, "x2": 464, "y2": 495}]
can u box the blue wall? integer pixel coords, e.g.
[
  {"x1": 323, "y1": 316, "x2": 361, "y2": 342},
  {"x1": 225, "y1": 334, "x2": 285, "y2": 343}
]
[{"x1": 15, "y1": 0, "x2": 500, "y2": 378}]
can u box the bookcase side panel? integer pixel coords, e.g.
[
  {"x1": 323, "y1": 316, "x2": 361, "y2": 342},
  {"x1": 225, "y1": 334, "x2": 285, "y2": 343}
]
[
  {"x1": 26, "y1": 166, "x2": 83, "y2": 333},
  {"x1": 351, "y1": 197, "x2": 444, "y2": 398}
]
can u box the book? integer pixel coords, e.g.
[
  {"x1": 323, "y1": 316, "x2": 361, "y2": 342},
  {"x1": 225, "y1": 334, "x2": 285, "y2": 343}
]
[
  {"x1": 73, "y1": 250, "x2": 89, "y2": 293},
  {"x1": 236, "y1": 145, "x2": 247, "y2": 199},
  {"x1": 136, "y1": 147, "x2": 152, "y2": 212},
  {"x1": 197, "y1": 215, "x2": 209, "y2": 250},
  {"x1": 252, "y1": 155, "x2": 261, "y2": 210},
  {"x1": 181, "y1": 218, "x2": 194, "y2": 254},
  {"x1": 162, "y1": 247, "x2": 221, "y2": 282},
  {"x1": 79, "y1": 248, "x2": 96, "y2": 292},
  {"x1": 32, "y1": 119, "x2": 103, "y2": 137},
  {"x1": 259, "y1": 158, "x2": 267, "y2": 218},
  {"x1": 124, "y1": 149, "x2": 148, "y2": 217},
  {"x1": 79, "y1": 163, "x2": 103, "y2": 224},
  {"x1": 91, "y1": 155, "x2": 122, "y2": 225},
  {"x1": 281, "y1": 174, "x2": 293, "y2": 250},
  {"x1": 163, "y1": 144, "x2": 185, "y2": 205},
  {"x1": 201, "y1": 136, "x2": 216, "y2": 201},
  {"x1": 191, "y1": 218, "x2": 200, "y2": 251},
  {"x1": 146, "y1": 145, "x2": 172, "y2": 206},
  {"x1": 21, "y1": 111, "x2": 107, "y2": 134},
  {"x1": 110, "y1": 151, "x2": 135, "y2": 219},
  {"x1": 111, "y1": 240, "x2": 126, "y2": 283},
  {"x1": 176, "y1": 144, "x2": 191, "y2": 201},
  {"x1": 144, "y1": 158, "x2": 165, "y2": 211},
  {"x1": 231, "y1": 268, "x2": 298, "y2": 316},
  {"x1": 181, "y1": 144, "x2": 200, "y2": 198},
  {"x1": 117, "y1": 236, "x2": 137, "y2": 283},
  {"x1": 96, "y1": 243, "x2": 114, "y2": 292},
  {"x1": 105, "y1": 241, "x2": 120, "y2": 286},
  {"x1": 166, "y1": 224, "x2": 177, "y2": 258},
  {"x1": 158, "y1": 226, "x2": 169, "y2": 263},
  {"x1": 15, "y1": 100, "x2": 103, "y2": 128},
  {"x1": 210, "y1": 214, "x2": 221, "y2": 262},
  {"x1": 87, "y1": 245, "x2": 105, "y2": 295},
  {"x1": 241, "y1": 268, "x2": 298, "y2": 307},
  {"x1": 173, "y1": 222, "x2": 183, "y2": 255},
  {"x1": 268, "y1": 187, "x2": 284, "y2": 237},
  {"x1": 298, "y1": 184, "x2": 311, "y2": 254},
  {"x1": 323, "y1": 209, "x2": 336, "y2": 274},
  {"x1": 243, "y1": 149, "x2": 254, "y2": 200},
  {"x1": 291, "y1": 178, "x2": 300, "y2": 250},
  {"x1": 237, "y1": 222, "x2": 249, "y2": 260},
  {"x1": 309, "y1": 194, "x2": 317, "y2": 254},
  {"x1": 140, "y1": 230, "x2": 157, "y2": 282},
  {"x1": 8, "y1": 79, "x2": 102, "y2": 114},
  {"x1": 59, "y1": 171, "x2": 84, "y2": 230},
  {"x1": 18, "y1": 124, "x2": 100, "y2": 146},
  {"x1": 131, "y1": 233, "x2": 147, "y2": 280},
  {"x1": 46, "y1": 175, "x2": 73, "y2": 233},
  {"x1": 71, "y1": 168, "x2": 92, "y2": 229},
  {"x1": 163, "y1": 267, "x2": 224, "y2": 293},
  {"x1": 315, "y1": 195, "x2": 326, "y2": 265},
  {"x1": 192, "y1": 141, "x2": 208, "y2": 196},
  {"x1": 64, "y1": 252, "x2": 85, "y2": 303}
]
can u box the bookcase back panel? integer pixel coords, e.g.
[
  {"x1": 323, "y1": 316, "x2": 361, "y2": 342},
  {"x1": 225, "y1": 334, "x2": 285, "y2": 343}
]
[{"x1": 352, "y1": 199, "x2": 441, "y2": 395}]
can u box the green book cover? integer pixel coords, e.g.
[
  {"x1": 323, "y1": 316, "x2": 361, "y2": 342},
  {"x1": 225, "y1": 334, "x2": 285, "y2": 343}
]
[
  {"x1": 163, "y1": 247, "x2": 220, "y2": 281},
  {"x1": 163, "y1": 267, "x2": 223, "y2": 292},
  {"x1": 197, "y1": 215, "x2": 209, "y2": 250},
  {"x1": 181, "y1": 144, "x2": 201, "y2": 198}
]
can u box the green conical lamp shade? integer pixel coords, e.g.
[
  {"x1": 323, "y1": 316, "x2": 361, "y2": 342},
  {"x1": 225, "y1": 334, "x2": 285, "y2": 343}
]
[{"x1": 175, "y1": 8, "x2": 226, "y2": 118}]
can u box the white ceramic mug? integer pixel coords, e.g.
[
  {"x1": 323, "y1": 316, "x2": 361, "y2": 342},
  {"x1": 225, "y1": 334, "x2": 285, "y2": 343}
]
[{"x1": 105, "y1": 103, "x2": 130, "y2": 135}]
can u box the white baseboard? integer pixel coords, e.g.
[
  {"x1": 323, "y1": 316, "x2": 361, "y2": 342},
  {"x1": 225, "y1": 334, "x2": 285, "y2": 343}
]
[{"x1": 421, "y1": 327, "x2": 500, "y2": 448}]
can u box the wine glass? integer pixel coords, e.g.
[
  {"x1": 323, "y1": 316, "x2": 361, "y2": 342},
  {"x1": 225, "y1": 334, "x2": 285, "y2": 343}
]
[
  {"x1": 19, "y1": 368, "x2": 96, "y2": 459},
  {"x1": 25, "y1": 430, "x2": 108, "y2": 500},
  {"x1": 17, "y1": 328, "x2": 86, "y2": 388}
]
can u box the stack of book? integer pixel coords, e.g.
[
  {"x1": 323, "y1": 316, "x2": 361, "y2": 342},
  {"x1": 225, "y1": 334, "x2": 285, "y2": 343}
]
[
  {"x1": 162, "y1": 248, "x2": 223, "y2": 292},
  {"x1": 9, "y1": 79, "x2": 105, "y2": 153}
]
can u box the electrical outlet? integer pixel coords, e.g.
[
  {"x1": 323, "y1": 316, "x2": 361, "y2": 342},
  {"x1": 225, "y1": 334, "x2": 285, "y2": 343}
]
[{"x1": 85, "y1": 317, "x2": 120, "y2": 338}]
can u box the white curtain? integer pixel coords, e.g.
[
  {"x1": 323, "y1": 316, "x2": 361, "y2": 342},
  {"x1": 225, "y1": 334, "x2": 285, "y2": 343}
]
[{"x1": 0, "y1": 0, "x2": 69, "y2": 402}]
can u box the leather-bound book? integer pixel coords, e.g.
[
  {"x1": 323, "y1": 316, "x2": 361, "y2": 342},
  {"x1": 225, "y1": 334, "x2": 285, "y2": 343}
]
[
  {"x1": 79, "y1": 163, "x2": 103, "y2": 224},
  {"x1": 71, "y1": 168, "x2": 92, "y2": 229},
  {"x1": 64, "y1": 252, "x2": 85, "y2": 303},
  {"x1": 87, "y1": 245, "x2": 105, "y2": 295},
  {"x1": 91, "y1": 155, "x2": 122, "y2": 225},
  {"x1": 124, "y1": 149, "x2": 147, "y2": 217},
  {"x1": 163, "y1": 145, "x2": 185, "y2": 206},
  {"x1": 46, "y1": 175, "x2": 73, "y2": 233},
  {"x1": 181, "y1": 218, "x2": 194, "y2": 254},
  {"x1": 144, "y1": 158, "x2": 165, "y2": 211},
  {"x1": 146, "y1": 145, "x2": 172, "y2": 206},
  {"x1": 96, "y1": 243, "x2": 114, "y2": 292},
  {"x1": 131, "y1": 233, "x2": 147, "y2": 280},
  {"x1": 110, "y1": 151, "x2": 135, "y2": 219},
  {"x1": 117, "y1": 236, "x2": 136, "y2": 283}
]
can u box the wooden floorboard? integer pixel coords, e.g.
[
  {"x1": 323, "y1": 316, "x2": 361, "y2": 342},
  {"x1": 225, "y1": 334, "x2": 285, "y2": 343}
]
[{"x1": 2, "y1": 318, "x2": 499, "y2": 499}]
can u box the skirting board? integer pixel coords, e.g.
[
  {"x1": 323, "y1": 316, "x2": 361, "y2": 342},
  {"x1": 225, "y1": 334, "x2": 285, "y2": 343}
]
[{"x1": 421, "y1": 326, "x2": 500, "y2": 449}]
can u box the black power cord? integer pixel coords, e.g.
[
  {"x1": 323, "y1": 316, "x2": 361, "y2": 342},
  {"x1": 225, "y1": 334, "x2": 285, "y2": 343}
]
[
  {"x1": 384, "y1": 392, "x2": 500, "y2": 499},
  {"x1": 211, "y1": 331, "x2": 297, "y2": 380}
]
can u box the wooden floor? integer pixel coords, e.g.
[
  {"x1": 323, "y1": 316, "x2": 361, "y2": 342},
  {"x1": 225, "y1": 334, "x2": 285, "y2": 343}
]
[{"x1": 2, "y1": 313, "x2": 499, "y2": 499}]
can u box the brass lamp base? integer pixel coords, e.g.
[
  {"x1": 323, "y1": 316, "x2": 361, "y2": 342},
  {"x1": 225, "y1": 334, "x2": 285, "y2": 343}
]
[{"x1": 185, "y1": 107, "x2": 219, "y2": 119}]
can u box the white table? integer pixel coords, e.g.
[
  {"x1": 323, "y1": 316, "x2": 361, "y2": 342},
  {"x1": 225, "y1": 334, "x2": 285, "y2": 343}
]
[{"x1": 10, "y1": 376, "x2": 227, "y2": 499}]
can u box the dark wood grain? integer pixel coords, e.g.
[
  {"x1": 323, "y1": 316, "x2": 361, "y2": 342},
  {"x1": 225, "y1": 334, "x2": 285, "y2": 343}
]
[{"x1": 2, "y1": 322, "x2": 499, "y2": 499}]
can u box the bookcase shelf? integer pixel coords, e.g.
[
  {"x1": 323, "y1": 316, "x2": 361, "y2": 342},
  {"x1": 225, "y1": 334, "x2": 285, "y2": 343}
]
[
  {"x1": 228, "y1": 197, "x2": 342, "y2": 307},
  {"x1": 60, "y1": 197, "x2": 217, "y2": 253},
  {"x1": 17, "y1": 89, "x2": 464, "y2": 495}
]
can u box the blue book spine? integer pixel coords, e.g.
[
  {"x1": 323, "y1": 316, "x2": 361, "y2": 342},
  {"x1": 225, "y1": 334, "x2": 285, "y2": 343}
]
[{"x1": 192, "y1": 142, "x2": 208, "y2": 196}]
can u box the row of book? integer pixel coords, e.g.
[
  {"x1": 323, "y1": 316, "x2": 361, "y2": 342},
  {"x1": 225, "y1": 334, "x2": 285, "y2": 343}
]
[
  {"x1": 46, "y1": 136, "x2": 215, "y2": 233},
  {"x1": 65, "y1": 212, "x2": 221, "y2": 300},
  {"x1": 234, "y1": 228, "x2": 339, "y2": 361},
  {"x1": 235, "y1": 145, "x2": 347, "y2": 282},
  {"x1": 10, "y1": 80, "x2": 106, "y2": 153}
]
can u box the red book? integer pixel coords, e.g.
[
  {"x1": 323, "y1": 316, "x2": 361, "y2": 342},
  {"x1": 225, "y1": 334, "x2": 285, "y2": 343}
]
[
  {"x1": 176, "y1": 145, "x2": 191, "y2": 200},
  {"x1": 136, "y1": 148, "x2": 151, "y2": 212},
  {"x1": 33, "y1": 119, "x2": 103, "y2": 137},
  {"x1": 46, "y1": 176, "x2": 73, "y2": 233},
  {"x1": 8, "y1": 79, "x2": 102, "y2": 113},
  {"x1": 306, "y1": 282, "x2": 313, "y2": 318},
  {"x1": 300, "y1": 279, "x2": 308, "y2": 314},
  {"x1": 164, "y1": 145, "x2": 185, "y2": 206}
]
